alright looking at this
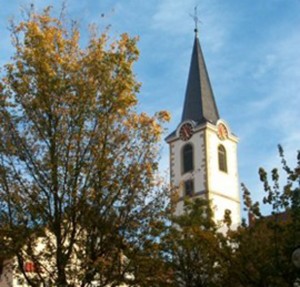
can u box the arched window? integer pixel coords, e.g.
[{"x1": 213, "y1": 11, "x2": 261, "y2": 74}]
[
  {"x1": 218, "y1": 145, "x2": 227, "y2": 172},
  {"x1": 182, "y1": 144, "x2": 194, "y2": 174}
]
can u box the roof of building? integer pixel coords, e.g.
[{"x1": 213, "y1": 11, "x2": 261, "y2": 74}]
[
  {"x1": 166, "y1": 32, "x2": 220, "y2": 142},
  {"x1": 182, "y1": 32, "x2": 219, "y2": 124}
]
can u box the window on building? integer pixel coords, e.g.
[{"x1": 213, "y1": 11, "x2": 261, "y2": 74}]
[
  {"x1": 24, "y1": 261, "x2": 39, "y2": 273},
  {"x1": 184, "y1": 180, "x2": 194, "y2": 197},
  {"x1": 24, "y1": 261, "x2": 34, "y2": 272},
  {"x1": 182, "y1": 144, "x2": 194, "y2": 173},
  {"x1": 218, "y1": 145, "x2": 227, "y2": 172}
]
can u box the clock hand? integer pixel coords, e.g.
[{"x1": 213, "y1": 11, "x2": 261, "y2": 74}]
[{"x1": 184, "y1": 128, "x2": 189, "y2": 138}]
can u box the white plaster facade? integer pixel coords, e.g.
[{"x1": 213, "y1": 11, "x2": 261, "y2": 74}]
[
  {"x1": 0, "y1": 233, "x2": 131, "y2": 287},
  {"x1": 168, "y1": 120, "x2": 241, "y2": 228},
  {"x1": 0, "y1": 257, "x2": 130, "y2": 287},
  {"x1": 1, "y1": 259, "x2": 31, "y2": 287}
]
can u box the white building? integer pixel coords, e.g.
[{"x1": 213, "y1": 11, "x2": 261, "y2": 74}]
[
  {"x1": 165, "y1": 30, "x2": 241, "y2": 227},
  {"x1": 0, "y1": 233, "x2": 130, "y2": 287}
]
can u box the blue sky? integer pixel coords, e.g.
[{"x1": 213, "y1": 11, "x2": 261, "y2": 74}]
[{"x1": 1, "y1": 0, "x2": 300, "y2": 213}]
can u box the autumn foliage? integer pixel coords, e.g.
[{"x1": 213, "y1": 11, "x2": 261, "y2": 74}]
[
  {"x1": 1, "y1": 5, "x2": 300, "y2": 287},
  {"x1": 0, "y1": 6, "x2": 170, "y2": 287}
]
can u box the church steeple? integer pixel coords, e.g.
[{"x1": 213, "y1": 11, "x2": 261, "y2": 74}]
[
  {"x1": 165, "y1": 27, "x2": 240, "y2": 228},
  {"x1": 181, "y1": 33, "x2": 219, "y2": 124}
]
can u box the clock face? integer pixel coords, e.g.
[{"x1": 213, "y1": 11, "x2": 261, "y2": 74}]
[
  {"x1": 217, "y1": 123, "x2": 228, "y2": 140},
  {"x1": 179, "y1": 123, "x2": 193, "y2": 141}
]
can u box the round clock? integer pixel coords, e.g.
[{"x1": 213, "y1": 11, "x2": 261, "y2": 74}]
[
  {"x1": 217, "y1": 123, "x2": 228, "y2": 140},
  {"x1": 179, "y1": 123, "x2": 193, "y2": 141}
]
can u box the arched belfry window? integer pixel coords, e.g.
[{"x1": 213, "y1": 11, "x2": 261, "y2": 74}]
[
  {"x1": 218, "y1": 145, "x2": 227, "y2": 173},
  {"x1": 182, "y1": 144, "x2": 194, "y2": 174}
]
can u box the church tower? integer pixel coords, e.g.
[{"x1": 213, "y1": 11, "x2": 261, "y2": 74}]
[{"x1": 165, "y1": 30, "x2": 241, "y2": 227}]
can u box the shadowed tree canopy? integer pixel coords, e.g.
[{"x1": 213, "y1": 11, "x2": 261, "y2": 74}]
[
  {"x1": 158, "y1": 147, "x2": 300, "y2": 287},
  {"x1": 0, "y1": 6, "x2": 170, "y2": 287},
  {"x1": 161, "y1": 198, "x2": 230, "y2": 287},
  {"x1": 224, "y1": 146, "x2": 300, "y2": 287}
]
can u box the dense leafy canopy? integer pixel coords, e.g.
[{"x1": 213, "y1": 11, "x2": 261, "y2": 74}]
[
  {"x1": 0, "y1": 6, "x2": 170, "y2": 287},
  {"x1": 225, "y1": 147, "x2": 300, "y2": 287},
  {"x1": 1, "y1": 5, "x2": 300, "y2": 287}
]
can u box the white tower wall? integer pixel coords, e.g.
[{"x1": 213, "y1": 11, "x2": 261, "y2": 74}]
[
  {"x1": 205, "y1": 124, "x2": 241, "y2": 227},
  {"x1": 168, "y1": 121, "x2": 241, "y2": 227}
]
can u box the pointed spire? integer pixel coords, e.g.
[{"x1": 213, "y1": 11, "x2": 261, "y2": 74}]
[{"x1": 181, "y1": 33, "x2": 219, "y2": 124}]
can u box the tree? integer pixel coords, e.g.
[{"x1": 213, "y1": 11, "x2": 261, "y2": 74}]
[
  {"x1": 162, "y1": 198, "x2": 230, "y2": 287},
  {"x1": 0, "y1": 6, "x2": 170, "y2": 286},
  {"x1": 225, "y1": 146, "x2": 300, "y2": 287}
]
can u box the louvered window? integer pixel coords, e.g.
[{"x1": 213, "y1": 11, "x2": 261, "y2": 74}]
[{"x1": 184, "y1": 180, "x2": 194, "y2": 197}]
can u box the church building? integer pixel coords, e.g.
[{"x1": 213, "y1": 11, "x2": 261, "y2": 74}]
[{"x1": 165, "y1": 29, "x2": 241, "y2": 227}]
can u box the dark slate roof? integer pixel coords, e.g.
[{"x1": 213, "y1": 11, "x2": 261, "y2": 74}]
[
  {"x1": 165, "y1": 33, "x2": 220, "y2": 143},
  {"x1": 181, "y1": 34, "x2": 219, "y2": 125}
]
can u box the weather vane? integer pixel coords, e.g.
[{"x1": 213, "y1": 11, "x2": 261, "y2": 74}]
[{"x1": 189, "y1": 6, "x2": 201, "y2": 35}]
